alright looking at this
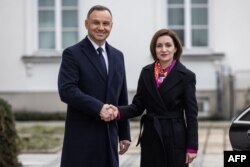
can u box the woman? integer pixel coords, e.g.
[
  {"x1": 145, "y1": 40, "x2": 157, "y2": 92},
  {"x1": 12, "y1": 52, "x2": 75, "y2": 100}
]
[{"x1": 117, "y1": 29, "x2": 198, "y2": 167}]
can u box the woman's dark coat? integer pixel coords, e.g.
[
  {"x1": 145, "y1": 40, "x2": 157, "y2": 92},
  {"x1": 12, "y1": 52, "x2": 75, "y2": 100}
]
[
  {"x1": 120, "y1": 61, "x2": 198, "y2": 167},
  {"x1": 58, "y1": 37, "x2": 130, "y2": 167}
]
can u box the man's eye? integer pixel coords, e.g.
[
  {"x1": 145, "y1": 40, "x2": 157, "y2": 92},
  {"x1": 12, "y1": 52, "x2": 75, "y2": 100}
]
[
  {"x1": 91, "y1": 21, "x2": 100, "y2": 25},
  {"x1": 103, "y1": 22, "x2": 110, "y2": 26}
]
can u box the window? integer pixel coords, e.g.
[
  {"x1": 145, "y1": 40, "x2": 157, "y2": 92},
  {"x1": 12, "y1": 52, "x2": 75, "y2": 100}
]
[
  {"x1": 197, "y1": 98, "x2": 209, "y2": 116},
  {"x1": 239, "y1": 108, "x2": 250, "y2": 121},
  {"x1": 167, "y1": 0, "x2": 208, "y2": 48},
  {"x1": 38, "y1": 0, "x2": 78, "y2": 50},
  {"x1": 234, "y1": 106, "x2": 250, "y2": 124}
]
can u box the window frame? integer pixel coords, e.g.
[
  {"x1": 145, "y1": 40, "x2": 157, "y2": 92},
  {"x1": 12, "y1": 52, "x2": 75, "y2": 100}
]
[
  {"x1": 197, "y1": 98, "x2": 210, "y2": 116},
  {"x1": 36, "y1": 0, "x2": 79, "y2": 52},
  {"x1": 167, "y1": 0, "x2": 209, "y2": 49}
]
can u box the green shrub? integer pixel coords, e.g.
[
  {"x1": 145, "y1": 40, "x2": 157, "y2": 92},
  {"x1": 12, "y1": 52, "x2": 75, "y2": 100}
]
[
  {"x1": 14, "y1": 112, "x2": 66, "y2": 121},
  {"x1": 0, "y1": 98, "x2": 21, "y2": 167}
]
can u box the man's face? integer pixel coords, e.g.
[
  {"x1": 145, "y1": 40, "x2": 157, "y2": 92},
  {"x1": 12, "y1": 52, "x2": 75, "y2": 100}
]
[{"x1": 85, "y1": 10, "x2": 113, "y2": 46}]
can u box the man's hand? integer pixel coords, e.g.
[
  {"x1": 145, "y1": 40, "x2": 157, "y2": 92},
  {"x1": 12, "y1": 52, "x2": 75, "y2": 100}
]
[
  {"x1": 119, "y1": 140, "x2": 131, "y2": 155},
  {"x1": 99, "y1": 104, "x2": 118, "y2": 121},
  {"x1": 108, "y1": 105, "x2": 119, "y2": 119}
]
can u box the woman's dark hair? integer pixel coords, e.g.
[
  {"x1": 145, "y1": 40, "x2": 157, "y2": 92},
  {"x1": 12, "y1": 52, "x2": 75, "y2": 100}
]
[
  {"x1": 87, "y1": 5, "x2": 112, "y2": 18},
  {"x1": 150, "y1": 29, "x2": 183, "y2": 61}
]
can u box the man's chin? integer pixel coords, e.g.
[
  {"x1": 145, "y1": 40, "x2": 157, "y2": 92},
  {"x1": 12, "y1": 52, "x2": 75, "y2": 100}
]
[{"x1": 96, "y1": 36, "x2": 106, "y2": 40}]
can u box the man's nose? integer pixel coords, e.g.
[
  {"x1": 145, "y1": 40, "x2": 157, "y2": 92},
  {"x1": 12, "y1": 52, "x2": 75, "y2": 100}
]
[{"x1": 98, "y1": 23, "x2": 105, "y2": 30}]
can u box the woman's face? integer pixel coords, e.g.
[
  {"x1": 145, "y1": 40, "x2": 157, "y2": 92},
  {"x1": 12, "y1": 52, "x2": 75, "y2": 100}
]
[{"x1": 155, "y1": 35, "x2": 177, "y2": 67}]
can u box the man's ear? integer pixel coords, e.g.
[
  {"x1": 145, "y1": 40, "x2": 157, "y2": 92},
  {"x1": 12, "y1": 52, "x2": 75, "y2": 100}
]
[{"x1": 84, "y1": 20, "x2": 88, "y2": 29}]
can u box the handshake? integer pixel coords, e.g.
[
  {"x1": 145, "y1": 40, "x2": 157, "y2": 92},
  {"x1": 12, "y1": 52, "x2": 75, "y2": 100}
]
[{"x1": 99, "y1": 104, "x2": 119, "y2": 122}]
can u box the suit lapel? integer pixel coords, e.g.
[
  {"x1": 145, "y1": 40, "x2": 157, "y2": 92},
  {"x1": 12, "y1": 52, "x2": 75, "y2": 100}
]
[
  {"x1": 80, "y1": 37, "x2": 107, "y2": 81},
  {"x1": 106, "y1": 43, "x2": 115, "y2": 89}
]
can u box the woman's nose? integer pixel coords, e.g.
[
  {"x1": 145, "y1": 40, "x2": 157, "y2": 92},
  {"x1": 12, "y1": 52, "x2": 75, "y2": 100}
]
[{"x1": 161, "y1": 46, "x2": 167, "y2": 51}]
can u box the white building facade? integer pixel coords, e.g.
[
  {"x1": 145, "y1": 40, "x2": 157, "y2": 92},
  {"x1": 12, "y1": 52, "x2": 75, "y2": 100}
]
[{"x1": 0, "y1": 0, "x2": 250, "y2": 119}]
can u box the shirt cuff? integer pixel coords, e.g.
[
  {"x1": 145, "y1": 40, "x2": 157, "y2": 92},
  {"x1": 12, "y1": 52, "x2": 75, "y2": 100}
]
[
  {"x1": 115, "y1": 108, "x2": 121, "y2": 120},
  {"x1": 186, "y1": 148, "x2": 198, "y2": 153}
]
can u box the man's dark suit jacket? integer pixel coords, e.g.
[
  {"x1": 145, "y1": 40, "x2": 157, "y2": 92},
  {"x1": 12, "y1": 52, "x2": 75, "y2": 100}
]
[{"x1": 58, "y1": 37, "x2": 130, "y2": 167}]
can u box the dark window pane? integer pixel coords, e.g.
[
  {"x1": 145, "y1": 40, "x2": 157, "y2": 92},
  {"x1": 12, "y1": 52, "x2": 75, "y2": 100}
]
[
  {"x1": 192, "y1": 8, "x2": 208, "y2": 25},
  {"x1": 171, "y1": 29, "x2": 184, "y2": 46},
  {"x1": 198, "y1": 101, "x2": 204, "y2": 112},
  {"x1": 62, "y1": 11, "x2": 78, "y2": 27},
  {"x1": 168, "y1": 8, "x2": 184, "y2": 25},
  {"x1": 240, "y1": 110, "x2": 250, "y2": 121},
  {"x1": 39, "y1": 11, "x2": 55, "y2": 28},
  {"x1": 62, "y1": 0, "x2": 77, "y2": 6},
  {"x1": 192, "y1": 0, "x2": 207, "y2": 4},
  {"x1": 192, "y1": 29, "x2": 208, "y2": 46},
  {"x1": 62, "y1": 31, "x2": 78, "y2": 48},
  {"x1": 168, "y1": 0, "x2": 184, "y2": 4},
  {"x1": 39, "y1": 32, "x2": 55, "y2": 49},
  {"x1": 39, "y1": 0, "x2": 54, "y2": 7}
]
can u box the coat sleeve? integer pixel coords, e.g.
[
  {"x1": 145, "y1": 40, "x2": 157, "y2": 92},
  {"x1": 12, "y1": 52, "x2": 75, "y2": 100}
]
[
  {"x1": 184, "y1": 72, "x2": 199, "y2": 150},
  {"x1": 119, "y1": 70, "x2": 146, "y2": 119},
  {"x1": 117, "y1": 54, "x2": 131, "y2": 141},
  {"x1": 58, "y1": 48, "x2": 103, "y2": 117}
]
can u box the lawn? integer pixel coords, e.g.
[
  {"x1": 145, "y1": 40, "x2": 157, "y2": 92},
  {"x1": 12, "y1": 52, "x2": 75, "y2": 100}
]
[{"x1": 17, "y1": 124, "x2": 65, "y2": 153}]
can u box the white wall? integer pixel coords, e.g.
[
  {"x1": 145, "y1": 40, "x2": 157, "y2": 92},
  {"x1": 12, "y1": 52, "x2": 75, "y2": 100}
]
[
  {"x1": 0, "y1": 0, "x2": 27, "y2": 91},
  {"x1": 184, "y1": 61, "x2": 217, "y2": 90},
  {"x1": 26, "y1": 63, "x2": 60, "y2": 91},
  {"x1": 211, "y1": 0, "x2": 250, "y2": 73}
]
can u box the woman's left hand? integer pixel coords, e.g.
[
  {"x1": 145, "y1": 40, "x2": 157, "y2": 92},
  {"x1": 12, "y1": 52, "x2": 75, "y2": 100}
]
[
  {"x1": 119, "y1": 140, "x2": 131, "y2": 155},
  {"x1": 185, "y1": 152, "x2": 197, "y2": 164}
]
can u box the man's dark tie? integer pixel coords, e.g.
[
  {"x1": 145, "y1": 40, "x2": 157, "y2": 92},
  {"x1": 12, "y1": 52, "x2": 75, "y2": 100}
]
[{"x1": 97, "y1": 47, "x2": 107, "y2": 75}]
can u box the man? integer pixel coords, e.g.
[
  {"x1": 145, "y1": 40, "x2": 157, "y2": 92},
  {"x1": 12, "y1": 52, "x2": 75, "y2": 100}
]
[{"x1": 58, "y1": 5, "x2": 131, "y2": 167}]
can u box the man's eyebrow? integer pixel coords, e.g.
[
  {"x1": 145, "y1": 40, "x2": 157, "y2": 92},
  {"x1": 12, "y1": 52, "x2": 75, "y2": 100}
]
[{"x1": 89, "y1": 19, "x2": 112, "y2": 23}]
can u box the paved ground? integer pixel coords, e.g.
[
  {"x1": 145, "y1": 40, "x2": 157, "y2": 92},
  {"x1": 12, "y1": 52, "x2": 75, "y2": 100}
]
[{"x1": 18, "y1": 121, "x2": 231, "y2": 167}]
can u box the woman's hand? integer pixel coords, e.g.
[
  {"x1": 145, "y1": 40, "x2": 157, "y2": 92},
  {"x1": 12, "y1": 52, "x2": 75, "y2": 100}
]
[{"x1": 186, "y1": 152, "x2": 197, "y2": 164}]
